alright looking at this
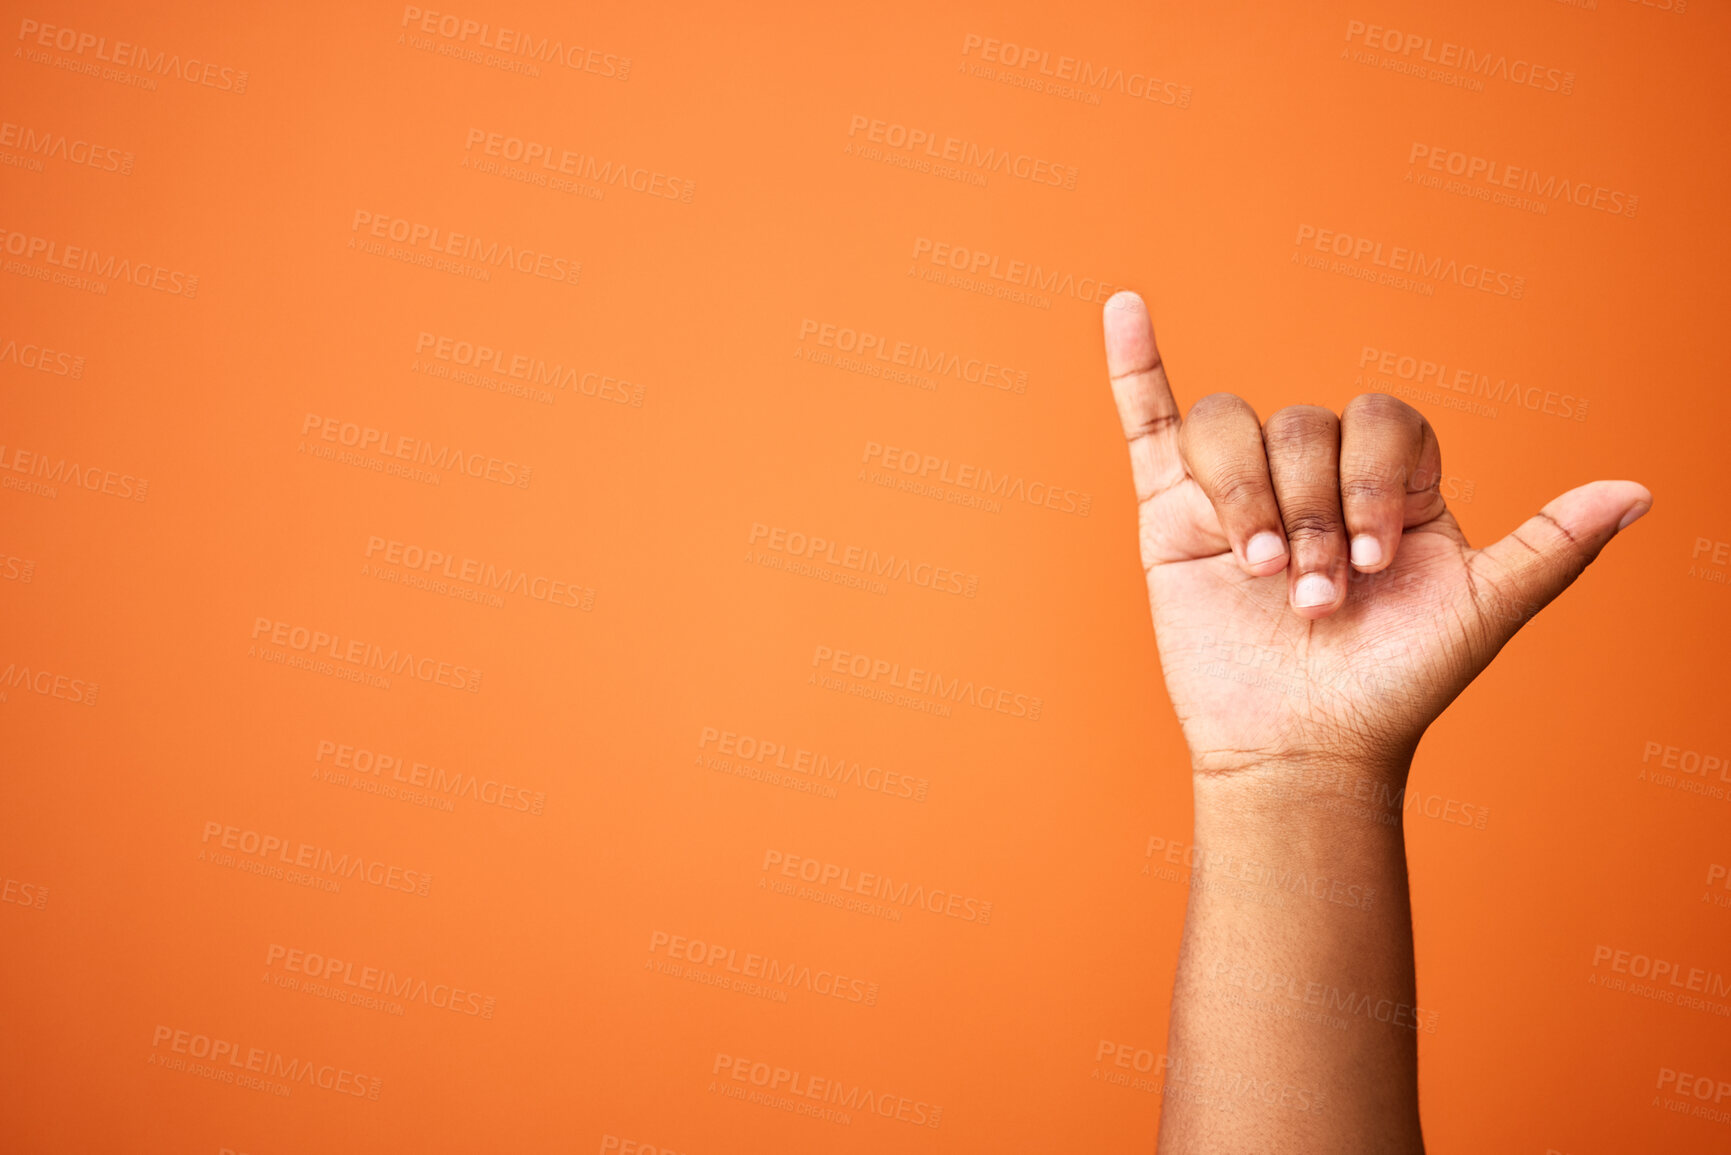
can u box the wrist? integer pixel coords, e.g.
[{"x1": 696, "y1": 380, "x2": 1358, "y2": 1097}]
[
  {"x1": 1184, "y1": 756, "x2": 1417, "y2": 919},
  {"x1": 1190, "y1": 751, "x2": 1418, "y2": 827}
]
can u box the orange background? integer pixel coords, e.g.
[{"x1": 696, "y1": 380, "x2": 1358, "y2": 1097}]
[{"x1": 3, "y1": 2, "x2": 1729, "y2": 1152}]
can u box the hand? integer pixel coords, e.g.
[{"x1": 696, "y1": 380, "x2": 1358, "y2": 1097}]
[{"x1": 1102, "y1": 292, "x2": 1651, "y2": 778}]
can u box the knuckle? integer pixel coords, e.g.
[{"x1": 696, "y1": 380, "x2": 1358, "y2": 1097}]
[
  {"x1": 1187, "y1": 392, "x2": 1255, "y2": 425},
  {"x1": 1339, "y1": 468, "x2": 1404, "y2": 504},
  {"x1": 1343, "y1": 477, "x2": 1398, "y2": 502},
  {"x1": 1263, "y1": 405, "x2": 1338, "y2": 448},
  {"x1": 1343, "y1": 392, "x2": 1417, "y2": 426},
  {"x1": 1208, "y1": 468, "x2": 1273, "y2": 508},
  {"x1": 1127, "y1": 411, "x2": 1180, "y2": 439},
  {"x1": 1282, "y1": 509, "x2": 1341, "y2": 541},
  {"x1": 1269, "y1": 453, "x2": 1337, "y2": 489}
]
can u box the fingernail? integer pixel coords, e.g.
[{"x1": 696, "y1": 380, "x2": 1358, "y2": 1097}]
[
  {"x1": 1350, "y1": 535, "x2": 1383, "y2": 568},
  {"x1": 1245, "y1": 532, "x2": 1286, "y2": 566},
  {"x1": 1616, "y1": 501, "x2": 1651, "y2": 531},
  {"x1": 1293, "y1": 574, "x2": 1336, "y2": 608}
]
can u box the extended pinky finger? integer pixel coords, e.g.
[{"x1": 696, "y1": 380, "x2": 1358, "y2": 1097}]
[{"x1": 1178, "y1": 393, "x2": 1288, "y2": 576}]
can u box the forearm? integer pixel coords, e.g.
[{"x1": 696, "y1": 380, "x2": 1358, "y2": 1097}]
[{"x1": 1156, "y1": 758, "x2": 1425, "y2": 1154}]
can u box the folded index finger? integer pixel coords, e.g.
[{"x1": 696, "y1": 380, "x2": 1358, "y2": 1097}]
[{"x1": 1104, "y1": 290, "x2": 1185, "y2": 501}]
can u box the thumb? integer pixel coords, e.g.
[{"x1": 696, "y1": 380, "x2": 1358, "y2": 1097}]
[{"x1": 1467, "y1": 479, "x2": 1651, "y2": 639}]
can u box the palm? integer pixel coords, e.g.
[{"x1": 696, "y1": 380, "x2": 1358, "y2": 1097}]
[{"x1": 1143, "y1": 481, "x2": 1492, "y2": 770}]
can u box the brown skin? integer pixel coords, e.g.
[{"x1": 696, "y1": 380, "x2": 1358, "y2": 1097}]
[{"x1": 1101, "y1": 291, "x2": 1649, "y2": 1153}]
